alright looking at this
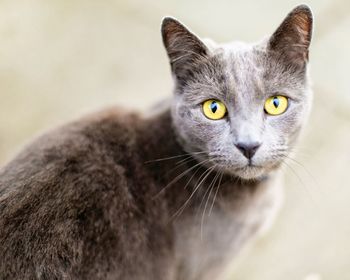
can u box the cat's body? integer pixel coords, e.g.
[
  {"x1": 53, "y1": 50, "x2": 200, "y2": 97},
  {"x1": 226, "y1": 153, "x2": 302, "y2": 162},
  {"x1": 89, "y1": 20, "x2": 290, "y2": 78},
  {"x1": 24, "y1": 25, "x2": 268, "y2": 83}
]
[
  {"x1": 0, "y1": 108, "x2": 281, "y2": 280},
  {"x1": 0, "y1": 5, "x2": 313, "y2": 280}
]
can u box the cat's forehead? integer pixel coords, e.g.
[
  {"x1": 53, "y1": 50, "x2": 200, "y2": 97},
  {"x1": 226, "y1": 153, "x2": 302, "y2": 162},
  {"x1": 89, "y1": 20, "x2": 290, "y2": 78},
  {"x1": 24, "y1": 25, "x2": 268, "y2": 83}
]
[
  {"x1": 182, "y1": 39, "x2": 306, "y2": 104},
  {"x1": 227, "y1": 45, "x2": 263, "y2": 83},
  {"x1": 207, "y1": 41, "x2": 305, "y2": 99},
  {"x1": 215, "y1": 41, "x2": 266, "y2": 77},
  {"x1": 197, "y1": 42, "x2": 267, "y2": 100}
]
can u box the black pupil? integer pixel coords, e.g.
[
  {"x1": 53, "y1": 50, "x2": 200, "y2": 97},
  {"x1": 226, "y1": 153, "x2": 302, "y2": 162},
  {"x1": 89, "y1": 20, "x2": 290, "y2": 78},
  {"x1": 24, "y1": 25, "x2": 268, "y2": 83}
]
[
  {"x1": 210, "y1": 101, "x2": 218, "y2": 113},
  {"x1": 273, "y1": 97, "x2": 280, "y2": 108}
]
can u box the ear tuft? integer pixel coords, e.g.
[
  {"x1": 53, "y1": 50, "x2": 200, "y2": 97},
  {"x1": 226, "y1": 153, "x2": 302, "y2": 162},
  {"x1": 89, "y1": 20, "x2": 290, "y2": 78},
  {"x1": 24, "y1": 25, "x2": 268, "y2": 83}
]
[
  {"x1": 268, "y1": 5, "x2": 313, "y2": 70},
  {"x1": 161, "y1": 17, "x2": 208, "y2": 79}
]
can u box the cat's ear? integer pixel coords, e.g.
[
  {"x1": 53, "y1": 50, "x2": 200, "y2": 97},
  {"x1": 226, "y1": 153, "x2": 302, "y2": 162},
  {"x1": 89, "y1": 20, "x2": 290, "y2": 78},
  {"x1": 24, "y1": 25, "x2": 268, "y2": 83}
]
[
  {"x1": 268, "y1": 5, "x2": 313, "y2": 70},
  {"x1": 161, "y1": 17, "x2": 209, "y2": 79}
]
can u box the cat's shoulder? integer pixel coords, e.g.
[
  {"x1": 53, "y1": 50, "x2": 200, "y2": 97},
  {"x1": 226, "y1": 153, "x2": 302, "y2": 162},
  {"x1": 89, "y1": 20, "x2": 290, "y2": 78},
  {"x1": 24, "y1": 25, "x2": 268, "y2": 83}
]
[
  {"x1": 57, "y1": 106, "x2": 141, "y2": 149},
  {"x1": 0, "y1": 106, "x2": 143, "y2": 226},
  {"x1": 0, "y1": 107, "x2": 143, "y2": 196},
  {"x1": 4, "y1": 107, "x2": 140, "y2": 165}
]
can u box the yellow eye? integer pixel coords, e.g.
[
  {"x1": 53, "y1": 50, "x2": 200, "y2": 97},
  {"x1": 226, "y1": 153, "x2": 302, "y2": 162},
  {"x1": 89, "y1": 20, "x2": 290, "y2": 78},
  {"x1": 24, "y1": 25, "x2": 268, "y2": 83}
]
[
  {"x1": 202, "y1": 99, "x2": 227, "y2": 120},
  {"x1": 264, "y1": 95, "x2": 288, "y2": 116}
]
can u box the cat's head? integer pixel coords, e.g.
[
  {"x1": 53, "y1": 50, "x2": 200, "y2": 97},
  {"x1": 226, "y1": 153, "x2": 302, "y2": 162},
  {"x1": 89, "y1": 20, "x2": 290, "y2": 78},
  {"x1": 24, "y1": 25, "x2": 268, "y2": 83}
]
[{"x1": 162, "y1": 5, "x2": 313, "y2": 180}]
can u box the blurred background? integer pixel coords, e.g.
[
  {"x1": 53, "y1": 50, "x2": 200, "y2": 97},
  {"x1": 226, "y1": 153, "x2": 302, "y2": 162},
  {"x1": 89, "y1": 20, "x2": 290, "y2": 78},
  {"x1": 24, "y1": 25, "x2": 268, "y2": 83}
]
[{"x1": 0, "y1": 0, "x2": 349, "y2": 279}]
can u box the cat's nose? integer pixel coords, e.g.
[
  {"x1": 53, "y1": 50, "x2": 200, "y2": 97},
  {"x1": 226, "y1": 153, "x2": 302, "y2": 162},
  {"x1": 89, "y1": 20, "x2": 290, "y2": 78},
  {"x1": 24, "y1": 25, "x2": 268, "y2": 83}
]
[{"x1": 235, "y1": 142, "x2": 261, "y2": 160}]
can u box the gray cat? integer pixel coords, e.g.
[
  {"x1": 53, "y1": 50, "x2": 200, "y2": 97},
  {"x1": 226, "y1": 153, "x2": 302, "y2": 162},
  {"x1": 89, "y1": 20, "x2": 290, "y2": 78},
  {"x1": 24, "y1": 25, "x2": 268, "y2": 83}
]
[{"x1": 0, "y1": 5, "x2": 313, "y2": 280}]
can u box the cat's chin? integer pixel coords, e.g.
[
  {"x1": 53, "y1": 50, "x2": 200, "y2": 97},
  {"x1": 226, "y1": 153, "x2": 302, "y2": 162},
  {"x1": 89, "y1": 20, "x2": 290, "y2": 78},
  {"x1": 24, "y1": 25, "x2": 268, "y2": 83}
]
[{"x1": 226, "y1": 165, "x2": 267, "y2": 180}]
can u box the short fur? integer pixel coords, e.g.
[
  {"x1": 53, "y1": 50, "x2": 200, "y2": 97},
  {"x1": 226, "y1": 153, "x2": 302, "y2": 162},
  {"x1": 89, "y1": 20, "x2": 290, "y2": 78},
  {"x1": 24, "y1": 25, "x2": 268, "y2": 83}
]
[{"x1": 0, "y1": 5, "x2": 313, "y2": 280}]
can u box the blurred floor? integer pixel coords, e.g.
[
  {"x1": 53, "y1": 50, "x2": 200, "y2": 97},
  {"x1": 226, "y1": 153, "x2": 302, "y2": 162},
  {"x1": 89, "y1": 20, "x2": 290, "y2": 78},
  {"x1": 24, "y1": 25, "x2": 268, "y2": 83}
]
[{"x1": 0, "y1": 0, "x2": 349, "y2": 279}]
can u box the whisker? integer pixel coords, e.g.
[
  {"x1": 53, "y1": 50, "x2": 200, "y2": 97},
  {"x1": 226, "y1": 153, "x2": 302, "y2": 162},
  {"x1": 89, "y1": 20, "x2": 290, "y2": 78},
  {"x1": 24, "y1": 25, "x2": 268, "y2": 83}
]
[
  {"x1": 175, "y1": 155, "x2": 194, "y2": 166},
  {"x1": 144, "y1": 151, "x2": 208, "y2": 164},
  {"x1": 183, "y1": 164, "x2": 203, "y2": 190},
  {"x1": 198, "y1": 169, "x2": 220, "y2": 211},
  {"x1": 281, "y1": 154, "x2": 319, "y2": 187},
  {"x1": 152, "y1": 158, "x2": 212, "y2": 200},
  {"x1": 171, "y1": 165, "x2": 217, "y2": 220},
  {"x1": 200, "y1": 168, "x2": 220, "y2": 239},
  {"x1": 164, "y1": 156, "x2": 197, "y2": 177},
  {"x1": 281, "y1": 160, "x2": 316, "y2": 203},
  {"x1": 208, "y1": 170, "x2": 224, "y2": 217}
]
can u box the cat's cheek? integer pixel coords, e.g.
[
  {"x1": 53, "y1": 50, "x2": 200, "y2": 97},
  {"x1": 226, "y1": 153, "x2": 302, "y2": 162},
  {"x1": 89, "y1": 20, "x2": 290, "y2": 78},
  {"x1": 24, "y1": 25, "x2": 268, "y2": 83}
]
[
  {"x1": 190, "y1": 122, "x2": 224, "y2": 144},
  {"x1": 188, "y1": 118, "x2": 230, "y2": 155},
  {"x1": 283, "y1": 108, "x2": 306, "y2": 138},
  {"x1": 265, "y1": 107, "x2": 300, "y2": 136}
]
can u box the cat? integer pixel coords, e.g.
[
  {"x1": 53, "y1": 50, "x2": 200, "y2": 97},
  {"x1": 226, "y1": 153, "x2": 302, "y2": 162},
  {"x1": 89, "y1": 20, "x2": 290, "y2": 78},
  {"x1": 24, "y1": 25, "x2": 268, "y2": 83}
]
[{"x1": 0, "y1": 4, "x2": 313, "y2": 280}]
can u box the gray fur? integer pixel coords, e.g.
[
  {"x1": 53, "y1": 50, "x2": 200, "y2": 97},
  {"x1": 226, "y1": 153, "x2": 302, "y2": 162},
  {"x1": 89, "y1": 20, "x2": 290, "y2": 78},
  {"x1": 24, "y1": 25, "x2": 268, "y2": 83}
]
[
  {"x1": 0, "y1": 5, "x2": 313, "y2": 280},
  {"x1": 163, "y1": 5, "x2": 313, "y2": 180}
]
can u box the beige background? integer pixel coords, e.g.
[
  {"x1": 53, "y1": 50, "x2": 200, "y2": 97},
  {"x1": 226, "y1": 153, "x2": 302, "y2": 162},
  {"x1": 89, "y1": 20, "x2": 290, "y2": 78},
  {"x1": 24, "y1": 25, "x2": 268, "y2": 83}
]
[{"x1": 0, "y1": 0, "x2": 349, "y2": 279}]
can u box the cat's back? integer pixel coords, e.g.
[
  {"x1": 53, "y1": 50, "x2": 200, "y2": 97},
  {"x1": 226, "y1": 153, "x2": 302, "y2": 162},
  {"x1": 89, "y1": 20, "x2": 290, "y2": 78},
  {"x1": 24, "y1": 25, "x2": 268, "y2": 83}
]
[
  {"x1": 0, "y1": 108, "x2": 162, "y2": 279},
  {"x1": 0, "y1": 107, "x2": 139, "y2": 197}
]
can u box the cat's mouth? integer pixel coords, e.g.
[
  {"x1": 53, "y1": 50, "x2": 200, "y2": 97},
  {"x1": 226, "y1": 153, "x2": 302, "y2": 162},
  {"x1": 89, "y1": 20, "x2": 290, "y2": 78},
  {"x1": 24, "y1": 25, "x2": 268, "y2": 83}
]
[
  {"x1": 192, "y1": 153, "x2": 273, "y2": 180},
  {"x1": 210, "y1": 159, "x2": 266, "y2": 180},
  {"x1": 231, "y1": 164, "x2": 265, "y2": 180},
  {"x1": 227, "y1": 157, "x2": 284, "y2": 180}
]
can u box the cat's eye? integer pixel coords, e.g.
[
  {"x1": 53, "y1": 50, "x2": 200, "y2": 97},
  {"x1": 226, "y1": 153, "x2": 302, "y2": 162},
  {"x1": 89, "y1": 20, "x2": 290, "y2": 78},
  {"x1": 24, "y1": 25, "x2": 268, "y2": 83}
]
[
  {"x1": 264, "y1": 95, "x2": 288, "y2": 116},
  {"x1": 202, "y1": 99, "x2": 227, "y2": 120}
]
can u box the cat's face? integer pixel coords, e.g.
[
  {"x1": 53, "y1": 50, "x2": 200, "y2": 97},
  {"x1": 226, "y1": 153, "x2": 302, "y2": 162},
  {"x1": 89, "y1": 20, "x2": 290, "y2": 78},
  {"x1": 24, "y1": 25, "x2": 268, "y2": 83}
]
[{"x1": 162, "y1": 5, "x2": 313, "y2": 180}]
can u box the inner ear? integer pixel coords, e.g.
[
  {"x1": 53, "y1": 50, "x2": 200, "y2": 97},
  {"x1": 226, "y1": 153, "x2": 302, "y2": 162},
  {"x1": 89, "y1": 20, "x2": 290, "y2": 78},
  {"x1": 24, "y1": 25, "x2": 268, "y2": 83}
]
[
  {"x1": 161, "y1": 17, "x2": 209, "y2": 80},
  {"x1": 268, "y1": 5, "x2": 313, "y2": 70}
]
